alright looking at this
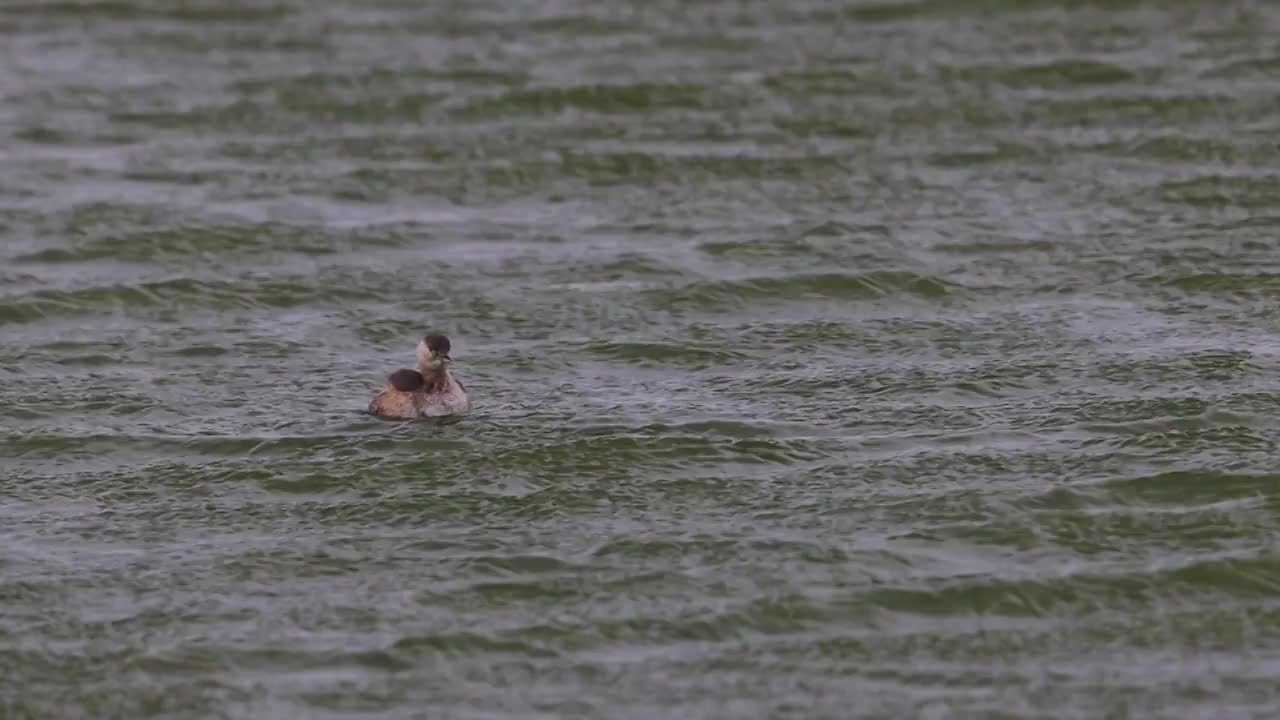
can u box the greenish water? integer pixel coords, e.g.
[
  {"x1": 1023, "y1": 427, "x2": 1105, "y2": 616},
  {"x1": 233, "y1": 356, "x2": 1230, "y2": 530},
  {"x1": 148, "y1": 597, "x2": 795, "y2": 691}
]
[{"x1": 3, "y1": 1, "x2": 1280, "y2": 717}]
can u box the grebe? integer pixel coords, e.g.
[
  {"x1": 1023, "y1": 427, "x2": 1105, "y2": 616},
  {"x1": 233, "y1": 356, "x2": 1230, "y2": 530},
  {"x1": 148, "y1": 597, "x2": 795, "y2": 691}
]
[{"x1": 368, "y1": 334, "x2": 470, "y2": 419}]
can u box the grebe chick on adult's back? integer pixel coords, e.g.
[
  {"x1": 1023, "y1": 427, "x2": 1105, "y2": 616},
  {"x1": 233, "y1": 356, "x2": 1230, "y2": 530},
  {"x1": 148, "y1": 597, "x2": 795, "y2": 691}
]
[{"x1": 368, "y1": 334, "x2": 470, "y2": 419}]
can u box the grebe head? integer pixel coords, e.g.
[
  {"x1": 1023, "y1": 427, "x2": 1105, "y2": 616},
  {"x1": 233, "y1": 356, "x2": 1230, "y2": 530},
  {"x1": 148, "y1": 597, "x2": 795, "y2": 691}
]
[{"x1": 416, "y1": 333, "x2": 452, "y2": 373}]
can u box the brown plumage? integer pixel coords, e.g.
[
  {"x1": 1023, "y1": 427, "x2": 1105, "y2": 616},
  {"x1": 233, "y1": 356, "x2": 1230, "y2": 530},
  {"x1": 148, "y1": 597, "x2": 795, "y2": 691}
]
[{"x1": 367, "y1": 368, "x2": 422, "y2": 418}]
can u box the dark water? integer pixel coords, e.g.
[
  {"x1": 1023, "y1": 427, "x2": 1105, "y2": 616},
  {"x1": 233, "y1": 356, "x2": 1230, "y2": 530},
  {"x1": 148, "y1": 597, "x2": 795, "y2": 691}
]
[{"x1": 4, "y1": 1, "x2": 1280, "y2": 718}]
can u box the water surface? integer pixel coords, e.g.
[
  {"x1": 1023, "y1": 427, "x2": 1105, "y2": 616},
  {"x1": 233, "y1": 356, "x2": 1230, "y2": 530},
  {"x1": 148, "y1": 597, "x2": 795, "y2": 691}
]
[{"x1": 3, "y1": 1, "x2": 1280, "y2": 718}]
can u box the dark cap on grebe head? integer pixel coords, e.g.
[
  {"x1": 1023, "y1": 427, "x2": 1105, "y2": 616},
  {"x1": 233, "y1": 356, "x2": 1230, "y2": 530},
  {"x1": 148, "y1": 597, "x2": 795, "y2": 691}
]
[{"x1": 423, "y1": 334, "x2": 451, "y2": 359}]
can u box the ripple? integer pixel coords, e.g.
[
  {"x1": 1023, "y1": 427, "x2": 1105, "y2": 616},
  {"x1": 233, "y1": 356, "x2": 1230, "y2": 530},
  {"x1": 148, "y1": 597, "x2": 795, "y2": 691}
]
[
  {"x1": 1032, "y1": 92, "x2": 1233, "y2": 128},
  {"x1": 1093, "y1": 469, "x2": 1280, "y2": 506},
  {"x1": 0, "y1": 274, "x2": 385, "y2": 324},
  {"x1": 0, "y1": 2, "x2": 291, "y2": 21},
  {"x1": 1158, "y1": 174, "x2": 1280, "y2": 210},
  {"x1": 582, "y1": 340, "x2": 746, "y2": 368},
  {"x1": 393, "y1": 633, "x2": 557, "y2": 659},
  {"x1": 865, "y1": 552, "x2": 1280, "y2": 617},
  {"x1": 843, "y1": 1, "x2": 934, "y2": 23},
  {"x1": 653, "y1": 272, "x2": 954, "y2": 310},
  {"x1": 232, "y1": 66, "x2": 528, "y2": 98},
  {"x1": 926, "y1": 141, "x2": 1039, "y2": 168},
  {"x1": 455, "y1": 81, "x2": 719, "y2": 118},
  {"x1": 994, "y1": 59, "x2": 1142, "y2": 89},
  {"x1": 556, "y1": 149, "x2": 842, "y2": 184},
  {"x1": 1157, "y1": 270, "x2": 1280, "y2": 294},
  {"x1": 475, "y1": 432, "x2": 833, "y2": 476},
  {"x1": 12, "y1": 222, "x2": 354, "y2": 264}
]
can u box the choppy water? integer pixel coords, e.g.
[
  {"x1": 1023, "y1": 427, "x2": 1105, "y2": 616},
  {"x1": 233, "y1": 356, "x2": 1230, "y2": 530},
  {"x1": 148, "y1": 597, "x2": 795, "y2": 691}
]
[{"x1": 4, "y1": 1, "x2": 1280, "y2": 718}]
